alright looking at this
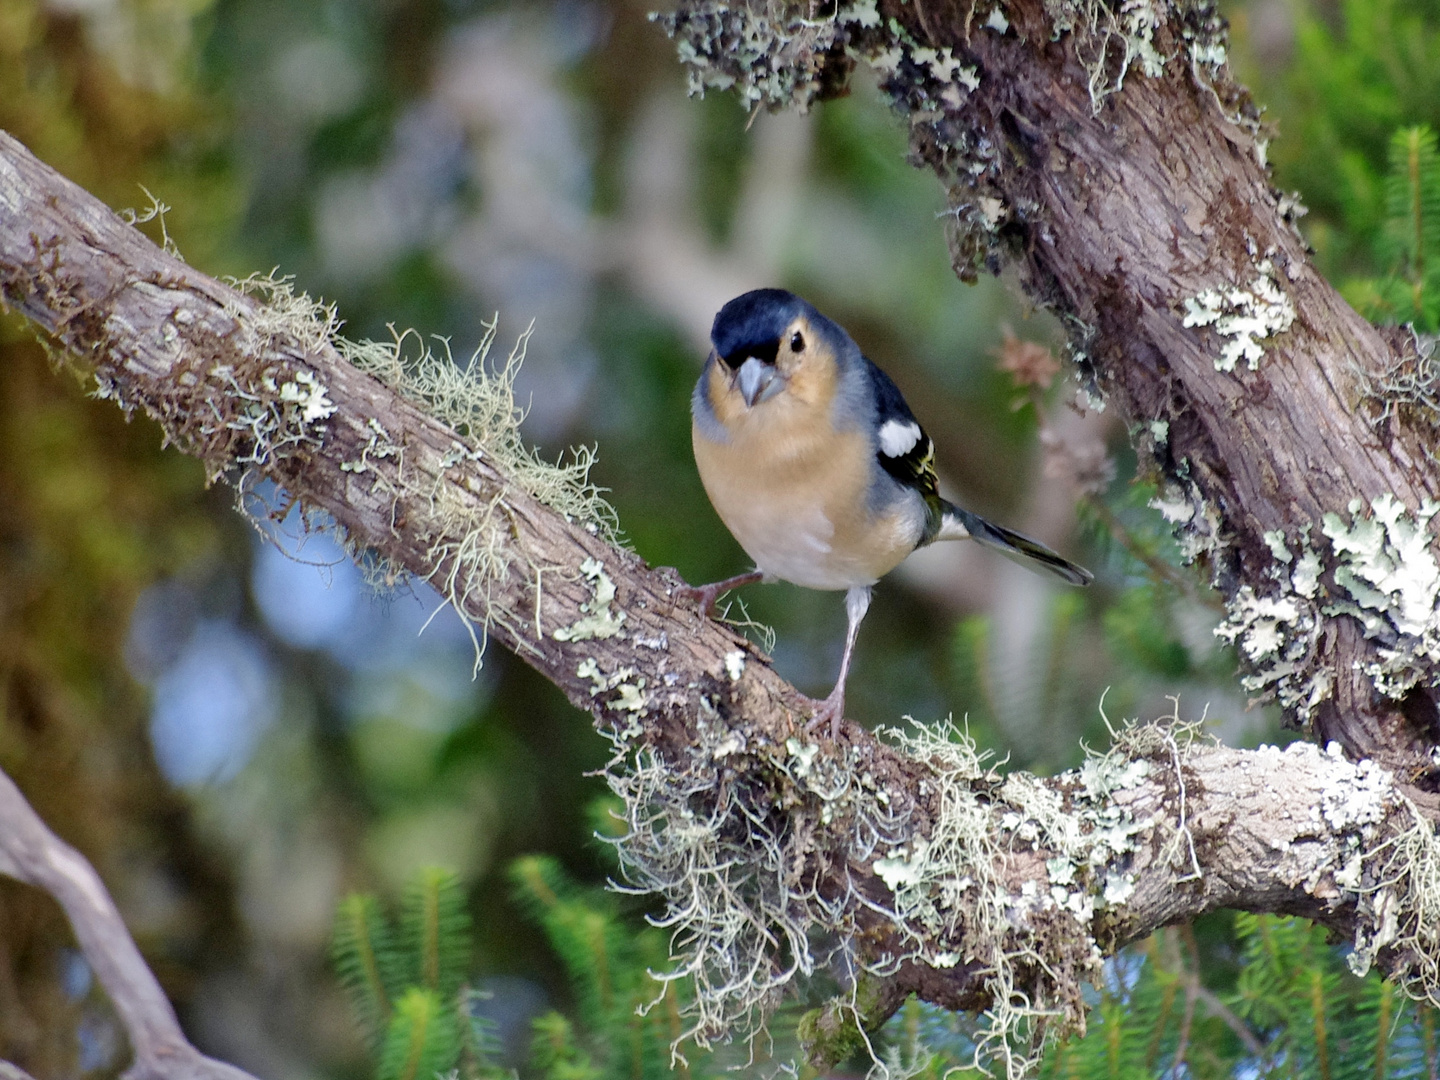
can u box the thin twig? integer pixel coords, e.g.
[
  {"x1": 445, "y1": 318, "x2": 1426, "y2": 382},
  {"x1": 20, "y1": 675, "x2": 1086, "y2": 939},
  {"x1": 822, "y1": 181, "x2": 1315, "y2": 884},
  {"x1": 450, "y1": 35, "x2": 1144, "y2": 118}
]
[{"x1": 1180, "y1": 925, "x2": 1265, "y2": 1058}]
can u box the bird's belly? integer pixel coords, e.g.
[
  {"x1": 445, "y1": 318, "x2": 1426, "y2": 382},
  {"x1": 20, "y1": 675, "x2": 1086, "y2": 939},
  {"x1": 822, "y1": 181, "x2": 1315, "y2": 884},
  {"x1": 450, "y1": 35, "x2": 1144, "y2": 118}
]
[
  {"x1": 694, "y1": 428, "x2": 923, "y2": 590},
  {"x1": 724, "y1": 494, "x2": 856, "y2": 589}
]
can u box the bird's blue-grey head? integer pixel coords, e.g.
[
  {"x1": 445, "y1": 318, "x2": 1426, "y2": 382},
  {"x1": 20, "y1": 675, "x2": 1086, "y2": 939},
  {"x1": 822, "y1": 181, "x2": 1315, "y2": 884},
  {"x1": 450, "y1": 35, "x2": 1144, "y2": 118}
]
[{"x1": 710, "y1": 288, "x2": 852, "y2": 408}]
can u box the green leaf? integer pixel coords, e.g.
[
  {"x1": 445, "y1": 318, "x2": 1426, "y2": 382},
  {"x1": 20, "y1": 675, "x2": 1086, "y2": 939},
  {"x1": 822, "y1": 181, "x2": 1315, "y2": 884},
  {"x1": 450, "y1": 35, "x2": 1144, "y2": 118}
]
[
  {"x1": 332, "y1": 893, "x2": 403, "y2": 1048},
  {"x1": 377, "y1": 987, "x2": 462, "y2": 1080},
  {"x1": 399, "y1": 866, "x2": 472, "y2": 1002}
]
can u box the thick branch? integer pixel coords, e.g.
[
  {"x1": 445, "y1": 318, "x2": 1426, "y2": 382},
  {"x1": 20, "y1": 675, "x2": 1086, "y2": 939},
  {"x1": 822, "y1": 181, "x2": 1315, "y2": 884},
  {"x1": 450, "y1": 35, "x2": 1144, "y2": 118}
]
[{"x1": 2, "y1": 118, "x2": 1437, "y2": 1054}]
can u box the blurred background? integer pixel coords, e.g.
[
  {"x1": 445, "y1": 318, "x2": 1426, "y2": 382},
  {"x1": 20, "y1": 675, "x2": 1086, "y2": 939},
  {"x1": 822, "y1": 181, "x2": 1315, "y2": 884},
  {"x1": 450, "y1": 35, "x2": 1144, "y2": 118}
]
[{"x1": 3, "y1": 0, "x2": 1440, "y2": 1075}]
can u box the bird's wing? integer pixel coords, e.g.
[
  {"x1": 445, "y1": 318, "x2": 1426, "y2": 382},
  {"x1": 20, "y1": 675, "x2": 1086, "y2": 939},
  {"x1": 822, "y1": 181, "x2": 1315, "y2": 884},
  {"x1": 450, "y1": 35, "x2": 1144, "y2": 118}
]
[{"x1": 864, "y1": 358, "x2": 943, "y2": 508}]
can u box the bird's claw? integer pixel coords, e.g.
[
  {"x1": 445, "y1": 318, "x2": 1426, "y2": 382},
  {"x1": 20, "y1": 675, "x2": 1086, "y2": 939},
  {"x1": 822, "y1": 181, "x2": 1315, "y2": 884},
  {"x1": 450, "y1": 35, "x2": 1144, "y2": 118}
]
[
  {"x1": 674, "y1": 582, "x2": 723, "y2": 617},
  {"x1": 803, "y1": 689, "x2": 846, "y2": 742},
  {"x1": 673, "y1": 571, "x2": 763, "y2": 619}
]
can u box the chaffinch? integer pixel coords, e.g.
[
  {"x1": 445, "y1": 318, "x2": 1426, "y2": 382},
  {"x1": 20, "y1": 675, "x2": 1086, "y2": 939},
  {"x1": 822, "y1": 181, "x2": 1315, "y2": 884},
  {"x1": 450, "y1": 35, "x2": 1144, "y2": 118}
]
[{"x1": 682, "y1": 288, "x2": 1093, "y2": 736}]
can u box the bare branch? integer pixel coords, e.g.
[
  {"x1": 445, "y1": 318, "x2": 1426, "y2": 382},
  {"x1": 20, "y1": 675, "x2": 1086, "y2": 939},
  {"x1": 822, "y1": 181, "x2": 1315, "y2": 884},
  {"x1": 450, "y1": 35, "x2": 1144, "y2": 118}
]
[
  {"x1": 0, "y1": 1060, "x2": 40, "y2": 1080},
  {"x1": 0, "y1": 769, "x2": 262, "y2": 1080}
]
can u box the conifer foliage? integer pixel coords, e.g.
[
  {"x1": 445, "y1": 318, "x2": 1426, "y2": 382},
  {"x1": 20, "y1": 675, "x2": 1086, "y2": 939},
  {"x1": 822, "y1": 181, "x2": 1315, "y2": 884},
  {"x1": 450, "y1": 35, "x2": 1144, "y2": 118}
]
[
  {"x1": 331, "y1": 859, "x2": 707, "y2": 1080},
  {"x1": 890, "y1": 915, "x2": 1440, "y2": 1079},
  {"x1": 331, "y1": 868, "x2": 486, "y2": 1080}
]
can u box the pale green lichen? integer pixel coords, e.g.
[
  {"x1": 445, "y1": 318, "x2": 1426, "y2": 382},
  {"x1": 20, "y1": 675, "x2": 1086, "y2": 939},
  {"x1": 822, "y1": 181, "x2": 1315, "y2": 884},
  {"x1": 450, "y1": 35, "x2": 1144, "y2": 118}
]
[
  {"x1": 1213, "y1": 524, "x2": 1330, "y2": 718},
  {"x1": 340, "y1": 417, "x2": 402, "y2": 476},
  {"x1": 1214, "y1": 496, "x2": 1440, "y2": 723},
  {"x1": 1321, "y1": 494, "x2": 1440, "y2": 698},
  {"x1": 1148, "y1": 475, "x2": 1225, "y2": 562},
  {"x1": 1182, "y1": 258, "x2": 1296, "y2": 372},
  {"x1": 553, "y1": 557, "x2": 628, "y2": 642}
]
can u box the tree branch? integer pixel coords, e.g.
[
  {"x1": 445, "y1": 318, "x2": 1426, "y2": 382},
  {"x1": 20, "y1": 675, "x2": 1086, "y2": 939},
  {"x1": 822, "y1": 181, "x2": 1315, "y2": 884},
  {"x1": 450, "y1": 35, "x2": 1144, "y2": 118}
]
[
  {"x1": 3, "y1": 32, "x2": 1440, "y2": 1059},
  {"x1": 0, "y1": 768, "x2": 261, "y2": 1080},
  {"x1": 0, "y1": 1060, "x2": 40, "y2": 1080}
]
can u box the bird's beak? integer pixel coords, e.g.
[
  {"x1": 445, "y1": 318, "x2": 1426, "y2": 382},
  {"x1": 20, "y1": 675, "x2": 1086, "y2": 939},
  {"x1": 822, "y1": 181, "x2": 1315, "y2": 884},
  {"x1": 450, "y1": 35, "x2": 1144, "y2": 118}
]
[{"x1": 735, "y1": 356, "x2": 776, "y2": 408}]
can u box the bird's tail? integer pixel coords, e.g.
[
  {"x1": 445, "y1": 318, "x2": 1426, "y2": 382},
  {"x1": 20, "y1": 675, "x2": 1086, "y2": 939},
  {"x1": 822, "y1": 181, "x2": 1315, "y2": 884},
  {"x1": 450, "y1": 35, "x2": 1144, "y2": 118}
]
[{"x1": 937, "y1": 501, "x2": 1094, "y2": 586}]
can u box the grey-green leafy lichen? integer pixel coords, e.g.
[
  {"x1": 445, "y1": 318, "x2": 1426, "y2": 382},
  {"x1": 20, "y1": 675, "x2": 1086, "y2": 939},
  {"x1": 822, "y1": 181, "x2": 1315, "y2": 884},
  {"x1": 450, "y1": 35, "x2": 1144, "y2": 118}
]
[
  {"x1": 650, "y1": 2, "x2": 854, "y2": 113},
  {"x1": 1213, "y1": 523, "x2": 1330, "y2": 718},
  {"x1": 553, "y1": 557, "x2": 628, "y2": 641},
  {"x1": 1208, "y1": 492, "x2": 1440, "y2": 725},
  {"x1": 1148, "y1": 472, "x2": 1226, "y2": 562},
  {"x1": 1322, "y1": 494, "x2": 1440, "y2": 699},
  {"x1": 1181, "y1": 256, "x2": 1297, "y2": 372}
]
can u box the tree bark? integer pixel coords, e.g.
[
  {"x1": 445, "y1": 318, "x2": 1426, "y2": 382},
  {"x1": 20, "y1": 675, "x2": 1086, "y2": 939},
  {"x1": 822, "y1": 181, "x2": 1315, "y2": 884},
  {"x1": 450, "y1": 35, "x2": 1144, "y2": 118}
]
[{"x1": 4, "y1": 0, "x2": 1440, "y2": 1058}]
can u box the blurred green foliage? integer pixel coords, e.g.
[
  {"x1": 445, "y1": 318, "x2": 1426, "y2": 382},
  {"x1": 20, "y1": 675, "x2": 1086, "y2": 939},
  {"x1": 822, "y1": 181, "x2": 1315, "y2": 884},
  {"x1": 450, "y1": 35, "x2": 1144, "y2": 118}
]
[
  {"x1": 1242, "y1": 0, "x2": 1440, "y2": 328},
  {"x1": 334, "y1": 860, "x2": 726, "y2": 1080}
]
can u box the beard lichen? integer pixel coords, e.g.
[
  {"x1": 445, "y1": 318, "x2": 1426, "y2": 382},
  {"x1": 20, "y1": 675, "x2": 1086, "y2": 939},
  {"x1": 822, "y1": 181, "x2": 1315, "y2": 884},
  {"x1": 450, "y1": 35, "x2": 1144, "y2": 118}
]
[
  {"x1": 157, "y1": 272, "x2": 622, "y2": 672},
  {"x1": 603, "y1": 706, "x2": 1216, "y2": 1079}
]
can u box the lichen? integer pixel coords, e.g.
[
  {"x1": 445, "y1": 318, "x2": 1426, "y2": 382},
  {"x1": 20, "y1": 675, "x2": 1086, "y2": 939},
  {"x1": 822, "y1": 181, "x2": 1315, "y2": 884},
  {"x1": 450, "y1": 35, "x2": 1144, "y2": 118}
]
[
  {"x1": 1354, "y1": 329, "x2": 1440, "y2": 460},
  {"x1": 1249, "y1": 740, "x2": 1440, "y2": 1003},
  {"x1": 1211, "y1": 523, "x2": 1330, "y2": 719},
  {"x1": 603, "y1": 700, "x2": 1215, "y2": 1079},
  {"x1": 211, "y1": 276, "x2": 623, "y2": 675},
  {"x1": 1181, "y1": 258, "x2": 1296, "y2": 372},
  {"x1": 651, "y1": 1, "x2": 852, "y2": 113},
  {"x1": 553, "y1": 557, "x2": 627, "y2": 642},
  {"x1": 1209, "y1": 494, "x2": 1440, "y2": 723},
  {"x1": 1148, "y1": 473, "x2": 1225, "y2": 562},
  {"x1": 1321, "y1": 494, "x2": 1440, "y2": 698},
  {"x1": 1067, "y1": 0, "x2": 1169, "y2": 110}
]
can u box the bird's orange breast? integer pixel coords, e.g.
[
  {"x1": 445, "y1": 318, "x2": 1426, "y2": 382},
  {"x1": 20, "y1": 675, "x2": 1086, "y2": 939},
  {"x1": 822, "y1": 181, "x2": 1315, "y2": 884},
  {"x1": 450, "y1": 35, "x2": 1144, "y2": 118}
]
[{"x1": 692, "y1": 398, "x2": 921, "y2": 590}]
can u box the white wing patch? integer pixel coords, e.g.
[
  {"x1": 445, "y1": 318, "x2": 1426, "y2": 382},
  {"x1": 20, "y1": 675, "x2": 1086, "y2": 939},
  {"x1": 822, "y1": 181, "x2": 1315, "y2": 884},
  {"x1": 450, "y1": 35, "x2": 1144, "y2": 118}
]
[{"x1": 877, "y1": 418, "x2": 922, "y2": 458}]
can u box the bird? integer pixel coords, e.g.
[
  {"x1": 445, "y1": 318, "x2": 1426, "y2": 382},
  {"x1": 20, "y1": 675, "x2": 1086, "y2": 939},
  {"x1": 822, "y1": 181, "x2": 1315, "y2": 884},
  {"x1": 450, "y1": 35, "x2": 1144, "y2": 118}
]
[{"x1": 680, "y1": 288, "x2": 1093, "y2": 737}]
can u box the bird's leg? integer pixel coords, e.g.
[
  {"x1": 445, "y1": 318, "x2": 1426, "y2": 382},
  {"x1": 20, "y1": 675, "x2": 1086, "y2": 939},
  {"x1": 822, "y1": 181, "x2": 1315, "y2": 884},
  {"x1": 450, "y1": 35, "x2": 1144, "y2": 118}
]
[
  {"x1": 805, "y1": 585, "x2": 872, "y2": 740},
  {"x1": 674, "y1": 569, "x2": 764, "y2": 617}
]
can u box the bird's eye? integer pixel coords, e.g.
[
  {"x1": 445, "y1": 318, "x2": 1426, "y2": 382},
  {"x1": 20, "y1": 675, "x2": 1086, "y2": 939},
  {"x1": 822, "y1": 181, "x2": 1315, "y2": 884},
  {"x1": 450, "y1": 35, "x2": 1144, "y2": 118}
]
[{"x1": 790, "y1": 331, "x2": 804, "y2": 353}]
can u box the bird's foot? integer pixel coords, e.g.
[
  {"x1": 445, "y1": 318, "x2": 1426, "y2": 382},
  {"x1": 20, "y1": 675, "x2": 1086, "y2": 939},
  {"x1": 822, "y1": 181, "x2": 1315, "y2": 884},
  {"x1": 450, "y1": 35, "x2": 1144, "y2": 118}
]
[
  {"x1": 673, "y1": 581, "x2": 726, "y2": 617},
  {"x1": 802, "y1": 687, "x2": 847, "y2": 742},
  {"x1": 673, "y1": 571, "x2": 763, "y2": 618}
]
